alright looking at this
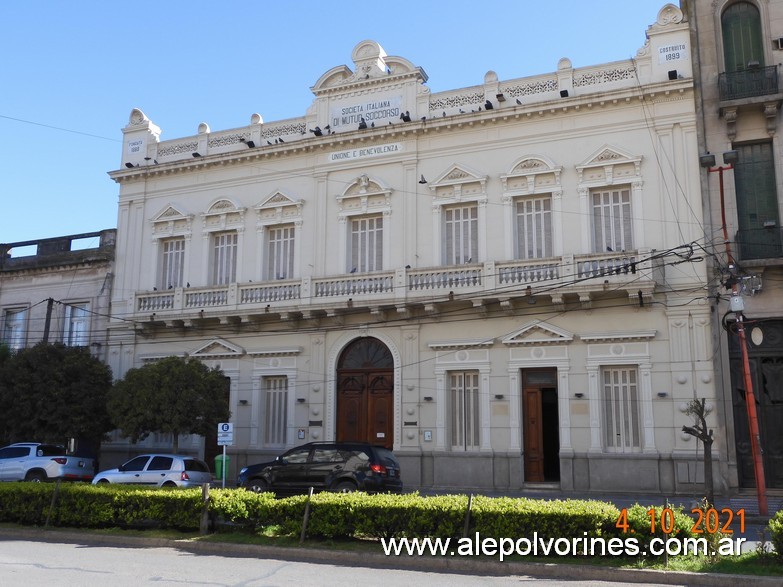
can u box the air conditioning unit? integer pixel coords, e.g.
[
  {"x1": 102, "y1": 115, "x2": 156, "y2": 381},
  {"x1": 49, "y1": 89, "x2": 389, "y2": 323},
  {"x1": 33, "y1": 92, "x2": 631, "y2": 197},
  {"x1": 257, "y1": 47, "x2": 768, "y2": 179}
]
[{"x1": 773, "y1": 37, "x2": 783, "y2": 50}]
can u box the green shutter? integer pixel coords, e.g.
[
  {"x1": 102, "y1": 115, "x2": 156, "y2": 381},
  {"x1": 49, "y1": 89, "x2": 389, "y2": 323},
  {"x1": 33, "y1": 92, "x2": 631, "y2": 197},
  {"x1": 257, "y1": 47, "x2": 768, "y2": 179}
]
[{"x1": 722, "y1": 2, "x2": 764, "y2": 72}]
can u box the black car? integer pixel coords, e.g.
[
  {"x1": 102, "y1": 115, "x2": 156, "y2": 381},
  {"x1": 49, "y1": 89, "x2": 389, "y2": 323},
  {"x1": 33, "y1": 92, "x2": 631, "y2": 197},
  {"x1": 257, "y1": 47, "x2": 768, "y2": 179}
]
[{"x1": 237, "y1": 441, "x2": 403, "y2": 495}]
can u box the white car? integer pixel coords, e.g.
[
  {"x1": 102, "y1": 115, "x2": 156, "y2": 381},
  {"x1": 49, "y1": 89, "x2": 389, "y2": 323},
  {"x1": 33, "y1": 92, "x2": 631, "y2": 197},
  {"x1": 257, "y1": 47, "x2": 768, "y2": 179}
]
[{"x1": 92, "y1": 454, "x2": 213, "y2": 488}]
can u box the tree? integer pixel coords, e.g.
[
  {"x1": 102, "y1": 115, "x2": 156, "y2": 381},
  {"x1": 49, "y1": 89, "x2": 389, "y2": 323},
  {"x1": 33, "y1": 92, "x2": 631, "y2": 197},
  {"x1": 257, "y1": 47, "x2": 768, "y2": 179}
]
[
  {"x1": 0, "y1": 342, "x2": 114, "y2": 448},
  {"x1": 108, "y1": 356, "x2": 230, "y2": 453},
  {"x1": 681, "y1": 398, "x2": 715, "y2": 506}
]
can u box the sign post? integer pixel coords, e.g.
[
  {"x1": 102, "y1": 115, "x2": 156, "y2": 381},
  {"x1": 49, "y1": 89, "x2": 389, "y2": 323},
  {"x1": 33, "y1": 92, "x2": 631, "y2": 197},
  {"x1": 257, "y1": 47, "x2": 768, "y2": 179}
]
[{"x1": 217, "y1": 422, "x2": 233, "y2": 489}]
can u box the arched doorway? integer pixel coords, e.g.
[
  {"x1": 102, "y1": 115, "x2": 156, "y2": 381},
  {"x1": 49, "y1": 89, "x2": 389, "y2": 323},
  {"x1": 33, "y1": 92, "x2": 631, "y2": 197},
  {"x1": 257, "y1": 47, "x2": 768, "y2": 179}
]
[{"x1": 336, "y1": 337, "x2": 394, "y2": 448}]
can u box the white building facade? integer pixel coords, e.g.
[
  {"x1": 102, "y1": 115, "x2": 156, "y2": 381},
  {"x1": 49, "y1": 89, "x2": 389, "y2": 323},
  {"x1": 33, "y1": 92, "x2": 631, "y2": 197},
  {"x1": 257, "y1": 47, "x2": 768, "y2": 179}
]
[{"x1": 105, "y1": 5, "x2": 724, "y2": 494}]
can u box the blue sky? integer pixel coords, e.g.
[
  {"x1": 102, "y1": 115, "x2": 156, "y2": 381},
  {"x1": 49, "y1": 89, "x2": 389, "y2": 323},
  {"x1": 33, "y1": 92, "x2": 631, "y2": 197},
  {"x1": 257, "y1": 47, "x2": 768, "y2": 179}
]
[{"x1": 1, "y1": 0, "x2": 670, "y2": 247}]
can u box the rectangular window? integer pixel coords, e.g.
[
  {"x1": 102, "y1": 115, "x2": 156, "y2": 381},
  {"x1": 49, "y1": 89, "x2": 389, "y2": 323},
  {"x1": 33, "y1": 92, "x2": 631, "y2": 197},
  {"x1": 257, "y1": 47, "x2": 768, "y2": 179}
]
[
  {"x1": 2, "y1": 308, "x2": 27, "y2": 350},
  {"x1": 264, "y1": 376, "x2": 288, "y2": 446},
  {"x1": 733, "y1": 142, "x2": 780, "y2": 260},
  {"x1": 443, "y1": 204, "x2": 478, "y2": 265},
  {"x1": 515, "y1": 196, "x2": 552, "y2": 259},
  {"x1": 266, "y1": 225, "x2": 295, "y2": 280},
  {"x1": 602, "y1": 366, "x2": 641, "y2": 452},
  {"x1": 63, "y1": 303, "x2": 89, "y2": 346},
  {"x1": 349, "y1": 216, "x2": 383, "y2": 273},
  {"x1": 592, "y1": 188, "x2": 633, "y2": 253},
  {"x1": 160, "y1": 238, "x2": 185, "y2": 289},
  {"x1": 212, "y1": 232, "x2": 237, "y2": 285},
  {"x1": 450, "y1": 371, "x2": 480, "y2": 451}
]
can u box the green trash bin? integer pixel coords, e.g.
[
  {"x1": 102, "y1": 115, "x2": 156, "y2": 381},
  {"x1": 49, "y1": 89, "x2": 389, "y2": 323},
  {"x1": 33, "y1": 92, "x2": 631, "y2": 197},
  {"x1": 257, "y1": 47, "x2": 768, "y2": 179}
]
[{"x1": 214, "y1": 454, "x2": 231, "y2": 482}]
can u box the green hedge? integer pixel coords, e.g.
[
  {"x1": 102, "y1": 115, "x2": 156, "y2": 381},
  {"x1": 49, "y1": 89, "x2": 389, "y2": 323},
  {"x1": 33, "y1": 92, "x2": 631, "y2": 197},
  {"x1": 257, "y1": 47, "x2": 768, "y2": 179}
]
[
  {"x1": 0, "y1": 482, "x2": 735, "y2": 558},
  {"x1": 770, "y1": 509, "x2": 783, "y2": 559}
]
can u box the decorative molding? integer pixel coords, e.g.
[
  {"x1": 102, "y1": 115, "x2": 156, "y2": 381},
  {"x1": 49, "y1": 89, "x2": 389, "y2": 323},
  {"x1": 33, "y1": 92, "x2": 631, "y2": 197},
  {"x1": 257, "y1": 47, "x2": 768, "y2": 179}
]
[
  {"x1": 428, "y1": 338, "x2": 494, "y2": 350},
  {"x1": 247, "y1": 347, "x2": 304, "y2": 357},
  {"x1": 502, "y1": 321, "x2": 574, "y2": 346},
  {"x1": 581, "y1": 330, "x2": 657, "y2": 343},
  {"x1": 190, "y1": 338, "x2": 246, "y2": 358}
]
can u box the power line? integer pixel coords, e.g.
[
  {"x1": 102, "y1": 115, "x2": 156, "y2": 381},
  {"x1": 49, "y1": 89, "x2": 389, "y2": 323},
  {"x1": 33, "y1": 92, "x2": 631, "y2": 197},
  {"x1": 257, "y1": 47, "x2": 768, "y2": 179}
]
[{"x1": 0, "y1": 114, "x2": 120, "y2": 142}]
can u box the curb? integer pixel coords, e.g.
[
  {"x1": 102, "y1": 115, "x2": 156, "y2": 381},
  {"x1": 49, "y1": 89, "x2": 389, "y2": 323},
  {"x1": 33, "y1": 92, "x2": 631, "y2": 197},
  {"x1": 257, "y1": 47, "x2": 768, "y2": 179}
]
[{"x1": 1, "y1": 527, "x2": 781, "y2": 586}]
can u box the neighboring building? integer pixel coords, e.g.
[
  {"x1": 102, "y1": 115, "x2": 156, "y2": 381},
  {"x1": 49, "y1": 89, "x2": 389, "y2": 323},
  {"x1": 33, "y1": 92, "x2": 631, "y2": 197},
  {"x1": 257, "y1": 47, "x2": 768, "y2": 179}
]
[
  {"x1": 689, "y1": 0, "x2": 783, "y2": 490},
  {"x1": 0, "y1": 230, "x2": 116, "y2": 357},
  {"x1": 104, "y1": 5, "x2": 721, "y2": 494}
]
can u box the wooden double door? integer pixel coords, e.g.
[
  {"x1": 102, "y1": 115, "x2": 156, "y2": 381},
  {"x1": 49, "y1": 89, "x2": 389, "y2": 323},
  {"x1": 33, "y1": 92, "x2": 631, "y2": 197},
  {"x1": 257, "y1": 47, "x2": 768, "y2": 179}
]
[
  {"x1": 522, "y1": 369, "x2": 560, "y2": 483},
  {"x1": 336, "y1": 338, "x2": 394, "y2": 449}
]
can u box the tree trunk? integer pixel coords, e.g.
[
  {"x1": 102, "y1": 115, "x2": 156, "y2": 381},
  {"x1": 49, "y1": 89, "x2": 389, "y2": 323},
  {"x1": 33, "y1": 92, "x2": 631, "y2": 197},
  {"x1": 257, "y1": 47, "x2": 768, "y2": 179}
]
[
  {"x1": 172, "y1": 430, "x2": 179, "y2": 454},
  {"x1": 703, "y1": 435, "x2": 714, "y2": 506}
]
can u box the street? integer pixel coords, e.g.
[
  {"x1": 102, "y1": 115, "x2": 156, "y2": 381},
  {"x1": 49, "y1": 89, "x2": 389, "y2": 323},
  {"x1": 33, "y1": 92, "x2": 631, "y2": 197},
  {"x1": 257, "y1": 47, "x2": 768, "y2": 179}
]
[{"x1": 0, "y1": 538, "x2": 687, "y2": 587}]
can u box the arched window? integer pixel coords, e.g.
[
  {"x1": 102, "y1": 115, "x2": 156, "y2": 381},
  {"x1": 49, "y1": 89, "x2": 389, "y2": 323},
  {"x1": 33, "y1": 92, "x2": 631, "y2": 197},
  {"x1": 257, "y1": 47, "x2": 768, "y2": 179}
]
[
  {"x1": 337, "y1": 337, "x2": 393, "y2": 369},
  {"x1": 722, "y1": 2, "x2": 764, "y2": 72}
]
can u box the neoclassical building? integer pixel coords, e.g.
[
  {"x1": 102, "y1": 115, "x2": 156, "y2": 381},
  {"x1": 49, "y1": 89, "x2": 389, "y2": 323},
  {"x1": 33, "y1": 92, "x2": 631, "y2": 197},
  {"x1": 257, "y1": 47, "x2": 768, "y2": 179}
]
[{"x1": 103, "y1": 5, "x2": 724, "y2": 494}]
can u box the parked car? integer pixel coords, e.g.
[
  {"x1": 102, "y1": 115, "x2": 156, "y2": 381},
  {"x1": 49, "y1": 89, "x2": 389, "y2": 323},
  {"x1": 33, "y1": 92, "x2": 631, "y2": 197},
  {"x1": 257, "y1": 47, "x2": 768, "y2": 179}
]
[
  {"x1": 92, "y1": 454, "x2": 213, "y2": 488},
  {"x1": 0, "y1": 442, "x2": 95, "y2": 482},
  {"x1": 238, "y1": 441, "x2": 403, "y2": 495}
]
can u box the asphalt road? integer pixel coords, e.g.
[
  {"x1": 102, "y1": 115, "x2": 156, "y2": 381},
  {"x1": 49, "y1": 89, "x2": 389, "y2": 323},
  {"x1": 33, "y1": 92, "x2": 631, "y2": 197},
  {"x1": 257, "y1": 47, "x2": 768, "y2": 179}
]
[{"x1": 0, "y1": 537, "x2": 689, "y2": 587}]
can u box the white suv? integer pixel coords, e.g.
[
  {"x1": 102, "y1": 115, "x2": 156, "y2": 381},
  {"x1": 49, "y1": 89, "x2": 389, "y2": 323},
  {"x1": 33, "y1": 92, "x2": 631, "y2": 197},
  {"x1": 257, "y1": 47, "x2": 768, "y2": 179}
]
[
  {"x1": 0, "y1": 443, "x2": 95, "y2": 482},
  {"x1": 92, "y1": 454, "x2": 213, "y2": 488}
]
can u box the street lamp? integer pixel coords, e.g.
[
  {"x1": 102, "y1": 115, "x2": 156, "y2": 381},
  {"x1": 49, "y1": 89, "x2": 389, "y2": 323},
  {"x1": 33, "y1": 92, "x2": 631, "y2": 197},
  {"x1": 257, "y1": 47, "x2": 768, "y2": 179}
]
[{"x1": 700, "y1": 150, "x2": 767, "y2": 515}]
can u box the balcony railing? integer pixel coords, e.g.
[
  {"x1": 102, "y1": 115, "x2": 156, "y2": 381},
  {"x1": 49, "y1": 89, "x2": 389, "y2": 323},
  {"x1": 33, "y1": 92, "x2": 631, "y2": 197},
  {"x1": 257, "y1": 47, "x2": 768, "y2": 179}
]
[
  {"x1": 719, "y1": 65, "x2": 779, "y2": 101},
  {"x1": 134, "y1": 249, "x2": 654, "y2": 317},
  {"x1": 735, "y1": 227, "x2": 783, "y2": 261}
]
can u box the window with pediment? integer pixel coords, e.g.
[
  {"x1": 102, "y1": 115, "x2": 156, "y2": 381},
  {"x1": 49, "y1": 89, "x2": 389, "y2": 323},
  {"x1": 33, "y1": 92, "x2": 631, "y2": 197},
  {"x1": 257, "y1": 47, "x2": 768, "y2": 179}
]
[
  {"x1": 336, "y1": 175, "x2": 391, "y2": 273},
  {"x1": 151, "y1": 205, "x2": 193, "y2": 290},
  {"x1": 202, "y1": 199, "x2": 246, "y2": 286},
  {"x1": 576, "y1": 146, "x2": 642, "y2": 254},
  {"x1": 255, "y1": 191, "x2": 303, "y2": 281},
  {"x1": 502, "y1": 156, "x2": 562, "y2": 260},
  {"x1": 428, "y1": 164, "x2": 488, "y2": 266}
]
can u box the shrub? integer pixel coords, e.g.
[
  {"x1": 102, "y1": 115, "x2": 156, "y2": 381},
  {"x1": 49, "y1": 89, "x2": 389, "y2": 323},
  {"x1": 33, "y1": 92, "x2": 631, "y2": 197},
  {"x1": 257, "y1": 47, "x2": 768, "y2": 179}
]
[{"x1": 769, "y1": 509, "x2": 783, "y2": 559}]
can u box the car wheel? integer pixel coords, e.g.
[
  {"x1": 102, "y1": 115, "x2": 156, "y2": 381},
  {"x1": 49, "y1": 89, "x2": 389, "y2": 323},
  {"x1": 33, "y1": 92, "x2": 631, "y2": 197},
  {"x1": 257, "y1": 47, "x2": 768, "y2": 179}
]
[
  {"x1": 244, "y1": 478, "x2": 268, "y2": 493},
  {"x1": 333, "y1": 480, "x2": 357, "y2": 493},
  {"x1": 25, "y1": 471, "x2": 46, "y2": 483},
  {"x1": 162, "y1": 481, "x2": 178, "y2": 488},
  {"x1": 97, "y1": 479, "x2": 110, "y2": 484}
]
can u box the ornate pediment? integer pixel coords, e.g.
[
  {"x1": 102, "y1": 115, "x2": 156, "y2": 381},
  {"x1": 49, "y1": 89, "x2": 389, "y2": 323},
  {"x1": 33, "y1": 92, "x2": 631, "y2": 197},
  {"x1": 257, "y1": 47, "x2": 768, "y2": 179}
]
[
  {"x1": 336, "y1": 174, "x2": 392, "y2": 215},
  {"x1": 190, "y1": 338, "x2": 245, "y2": 358},
  {"x1": 201, "y1": 198, "x2": 246, "y2": 231},
  {"x1": 255, "y1": 190, "x2": 303, "y2": 226},
  {"x1": 150, "y1": 204, "x2": 193, "y2": 237},
  {"x1": 502, "y1": 321, "x2": 574, "y2": 346},
  {"x1": 576, "y1": 145, "x2": 642, "y2": 185},
  {"x1": 501, "y1": 155, "x2": 562, "y2": 194},
  {"x1": 311, "y1": 40, "x2": 427, "y2": 94},
  {"x1": 429, "y1": 163, "x2": 488, "y2": 203}
]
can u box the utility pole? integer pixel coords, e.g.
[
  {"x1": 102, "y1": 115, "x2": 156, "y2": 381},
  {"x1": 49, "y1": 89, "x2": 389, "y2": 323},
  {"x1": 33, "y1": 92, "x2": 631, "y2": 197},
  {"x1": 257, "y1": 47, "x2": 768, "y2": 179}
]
[
  {"x1": 42, "y1": 297, "x2": 54, "y2": 344},
  {"x1": 700, "y1": 150, "x2": 767, "y2": 516}
]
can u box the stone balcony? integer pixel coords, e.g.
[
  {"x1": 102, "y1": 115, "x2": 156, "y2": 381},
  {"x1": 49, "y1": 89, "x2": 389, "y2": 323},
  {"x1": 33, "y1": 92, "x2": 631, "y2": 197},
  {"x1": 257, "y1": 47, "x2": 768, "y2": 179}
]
[{"x1": 133, "y1": 249, "x2": 657, "y2": 328}]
